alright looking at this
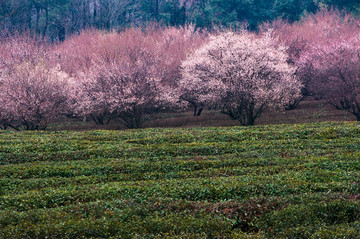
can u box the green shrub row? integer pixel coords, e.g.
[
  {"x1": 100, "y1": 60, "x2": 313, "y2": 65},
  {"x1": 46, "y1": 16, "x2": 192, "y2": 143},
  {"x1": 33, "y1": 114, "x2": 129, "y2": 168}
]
[{"x1": 1, "y1": 122, "x2": 360, "y2": 238}]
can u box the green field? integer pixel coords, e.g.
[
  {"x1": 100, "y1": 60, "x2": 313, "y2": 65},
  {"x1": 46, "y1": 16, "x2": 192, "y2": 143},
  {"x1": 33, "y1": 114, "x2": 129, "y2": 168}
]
[{"x1": 1, "y1": 122, "x2": 360, "y2": 238}]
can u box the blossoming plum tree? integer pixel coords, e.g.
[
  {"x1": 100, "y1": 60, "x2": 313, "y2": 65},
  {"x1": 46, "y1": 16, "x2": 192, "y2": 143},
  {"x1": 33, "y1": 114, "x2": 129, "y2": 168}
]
[
  {"x1": 0, "y1": 34, "x2": 71, "y2": 130},
  {"x1": 180, "y1": 31, "x2": 302, "y2": 126},
  {"x1": 270, "y1": 10, "x2": 360, "y2": 120},
  {"x1": 58, "y1": 26, "x2": 203, "y2": 128},
  {"x1": 267, "y1": 10, "x2": 360, "y2": 107},
  {"x1": 68, "y1": 29, "x2": 168, "y2": 128},
  {"x1": 1, "y1": 63, "x2": 71, "y2": 130},
  {"x1": 298, "y1": 33, "x2": 360, "y2": 120}
]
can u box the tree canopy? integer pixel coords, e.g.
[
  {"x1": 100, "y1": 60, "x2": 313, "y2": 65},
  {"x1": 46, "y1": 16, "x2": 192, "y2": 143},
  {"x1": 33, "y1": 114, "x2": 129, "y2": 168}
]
[{"x1": 0, "y1": 0, "x2": 359, "y2": 41}]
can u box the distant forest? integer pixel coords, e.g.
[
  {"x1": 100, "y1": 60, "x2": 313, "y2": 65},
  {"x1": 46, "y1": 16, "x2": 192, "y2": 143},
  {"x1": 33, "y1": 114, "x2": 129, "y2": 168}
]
[{"x1": 0, "y1": 0, "x2": 360, "y2": 41}]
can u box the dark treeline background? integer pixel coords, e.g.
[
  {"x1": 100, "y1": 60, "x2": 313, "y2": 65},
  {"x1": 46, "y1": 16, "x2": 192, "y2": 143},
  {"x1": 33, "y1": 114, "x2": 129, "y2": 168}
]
[{"x1": 1, "y1": 0, "x2": 359, "y2": 41}]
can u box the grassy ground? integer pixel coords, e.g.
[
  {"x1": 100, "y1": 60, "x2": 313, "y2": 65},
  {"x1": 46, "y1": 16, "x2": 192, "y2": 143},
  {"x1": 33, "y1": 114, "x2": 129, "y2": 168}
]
[{"x1": 1, "y1": 121, "x2": 360, "y2": 238}]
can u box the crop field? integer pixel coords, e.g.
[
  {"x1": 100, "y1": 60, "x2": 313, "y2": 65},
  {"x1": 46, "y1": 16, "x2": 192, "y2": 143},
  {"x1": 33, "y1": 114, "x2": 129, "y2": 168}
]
[{"x1": 1, "y1": 122, "x2": 360, "y2": 238}]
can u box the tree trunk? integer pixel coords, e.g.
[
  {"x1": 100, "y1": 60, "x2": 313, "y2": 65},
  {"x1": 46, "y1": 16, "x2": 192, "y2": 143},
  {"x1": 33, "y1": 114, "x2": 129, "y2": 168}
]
[
  {"x1": 170, "y1": 0, "x2": 177, "y2": 25},
  {"x1": 93, "y1": 0, "x2": 97, "y2": 27},
  {"x1": 285, "y1": 95, "x2": 305, "y2": 110},
  {"x1": 221, "y1": 107, "x2": 256, "y2": 126},
  {"x1": 58, "y1": 24, "x2": 65, "y2": 41},
  {"x1": 189, "y1": 101, "x2": 204, "y2": 116},
  {"x1": 182, "y1": 1, "x2": 186, "y2": 25},
  {"x1": 154, "y1": 0, "x2": 159, "y2": 21},
  {"x1": 90, "y1": 114, "x2": 111, "y2": 125},
  {"x1": 35, "y1": 7, "x2": 40, "y2": 36},
  {"x1": 119, "y1": 108, "x2": 145, "y2": 129},
  {"x1": 43, "y1": 1, "x2": 49, "y2": 37},
  {"x1": 193, "y1": 105, "x2": 197, "y2": 116},
  {"x1": 197, "y1": 107, "x2": 204, "y2": 116}
]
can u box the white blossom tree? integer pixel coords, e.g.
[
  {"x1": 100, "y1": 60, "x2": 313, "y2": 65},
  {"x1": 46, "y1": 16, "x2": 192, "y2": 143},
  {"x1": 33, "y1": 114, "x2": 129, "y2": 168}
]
[
  {"x1": 0, "y1": 62, "x2": 71, "y2": 130},
  {"x1": 180, "y1": 31, "x2": 302, "y2": 125}
]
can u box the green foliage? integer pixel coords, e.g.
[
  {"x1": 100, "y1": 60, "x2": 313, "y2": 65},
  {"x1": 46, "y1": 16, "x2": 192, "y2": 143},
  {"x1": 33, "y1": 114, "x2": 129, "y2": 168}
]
[
  {"x1": 273, "y1": 0, "x2": 317, "y2": 22},
  {"x1": 2, "y1": 0, "x2": 360, "y2": 40},
  {"x1": 189, "y1": 0, "x2": 319, "y2": 29},
  {"x1": 314, "y1": 0, "x2": 360, "y2": 11},
  {"x1": 1, "y1": 122, "x2": 360, "y2": 237}
]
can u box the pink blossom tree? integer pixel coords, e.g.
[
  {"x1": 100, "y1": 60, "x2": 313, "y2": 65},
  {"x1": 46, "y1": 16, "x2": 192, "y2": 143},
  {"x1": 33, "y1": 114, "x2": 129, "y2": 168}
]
[
  {"x1": 58, "y1": 29, "x2": 173, "y2": 128},
  {"x1": 180, "y1": 31, "x2": 302, "y2": 126},
  {"x1": 73, "y1": 39, "x2": 176, "y2": 128},
  {"x1": 265, "y1": 10, "x2": 360, "y2": 109},
  {"x1": 269, "y1": 10, "x2": 360, "y2": 120},
  {"x1": 298, "y1": 33, "x2": 360, "y2": 120},
  {"x1": 1, "y1": 63, "x2": 71, "y2": 130},
  {"x1": 0, "y1": 34, "x2": 71, "y2": 130},
  {"x1": 57, "y1": 26, "x2": 202, "y2": 128}
]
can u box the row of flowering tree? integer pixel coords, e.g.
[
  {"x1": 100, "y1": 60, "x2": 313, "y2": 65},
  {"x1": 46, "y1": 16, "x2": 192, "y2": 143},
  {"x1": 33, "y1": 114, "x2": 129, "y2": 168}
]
[
  {"x1": 0, "y1": 26, "x2": 303, "y2": 129},
  {"x1": 2, "y1": 10, "x2": 357, "y2": 130}
]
